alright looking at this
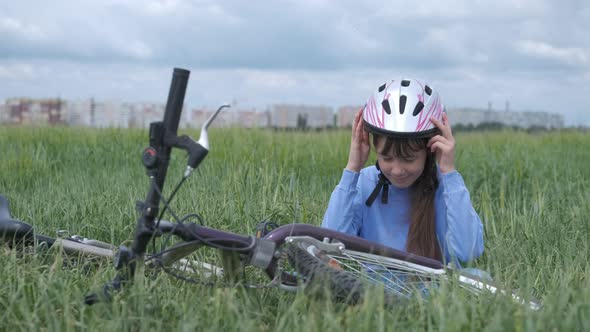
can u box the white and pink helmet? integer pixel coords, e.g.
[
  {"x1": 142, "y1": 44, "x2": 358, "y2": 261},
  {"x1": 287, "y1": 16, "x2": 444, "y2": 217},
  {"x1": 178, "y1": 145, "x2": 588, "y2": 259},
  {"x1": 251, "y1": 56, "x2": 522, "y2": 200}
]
[{"x1": 362, "y1": 78, "x2": 445, "y2": 138}]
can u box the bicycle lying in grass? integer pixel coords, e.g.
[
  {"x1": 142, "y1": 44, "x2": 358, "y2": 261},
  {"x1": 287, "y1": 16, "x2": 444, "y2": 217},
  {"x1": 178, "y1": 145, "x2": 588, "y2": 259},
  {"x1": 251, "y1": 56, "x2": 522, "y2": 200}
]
[{"x1": 0, "y1": 68, "x2": 541, "y2": 310}]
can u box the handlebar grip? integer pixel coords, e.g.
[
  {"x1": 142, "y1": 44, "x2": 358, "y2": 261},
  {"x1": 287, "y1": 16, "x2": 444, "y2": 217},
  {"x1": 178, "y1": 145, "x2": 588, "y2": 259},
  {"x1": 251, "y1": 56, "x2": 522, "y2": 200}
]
[{"x1": 162, "y1": 68, "x2": 190, "y2": 135}]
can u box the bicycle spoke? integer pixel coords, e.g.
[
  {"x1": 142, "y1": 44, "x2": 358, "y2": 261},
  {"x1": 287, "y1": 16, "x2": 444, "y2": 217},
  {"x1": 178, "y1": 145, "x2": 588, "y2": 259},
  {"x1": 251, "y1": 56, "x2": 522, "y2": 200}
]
[
  {"x1": 328, "y1": 251, "x2": 440, "y2": 297},
  {"x1": 331, "y1": 257, "x2": 410, "y2": 296}
]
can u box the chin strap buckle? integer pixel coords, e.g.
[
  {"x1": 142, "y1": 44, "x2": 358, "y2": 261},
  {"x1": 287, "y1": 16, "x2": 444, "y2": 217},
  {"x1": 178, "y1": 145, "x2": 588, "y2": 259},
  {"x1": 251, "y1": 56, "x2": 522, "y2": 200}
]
[{"x1": 365, "y1": 161, "x2": 391, "y2": 206}]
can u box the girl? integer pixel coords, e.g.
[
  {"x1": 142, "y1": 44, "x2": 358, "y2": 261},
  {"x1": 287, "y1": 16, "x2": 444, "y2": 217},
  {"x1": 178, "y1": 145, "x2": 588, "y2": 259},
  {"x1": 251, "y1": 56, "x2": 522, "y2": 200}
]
[{"x1": 322, "y1": 78, "x2": 483, "y2": 266}]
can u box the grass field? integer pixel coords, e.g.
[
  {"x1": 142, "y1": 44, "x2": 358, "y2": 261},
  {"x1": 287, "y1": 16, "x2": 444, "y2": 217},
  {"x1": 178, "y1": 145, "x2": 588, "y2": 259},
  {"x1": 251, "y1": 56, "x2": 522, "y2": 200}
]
[{"x1": 0, "y1": 126, "x2": 589, "y2": 331}]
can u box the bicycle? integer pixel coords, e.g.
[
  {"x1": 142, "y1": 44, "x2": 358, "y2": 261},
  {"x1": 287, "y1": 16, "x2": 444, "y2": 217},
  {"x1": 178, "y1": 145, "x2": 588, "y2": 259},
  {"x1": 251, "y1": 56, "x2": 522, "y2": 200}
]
[{"x1": 0, "y1": 68, "x2": 541, "y2": 311}]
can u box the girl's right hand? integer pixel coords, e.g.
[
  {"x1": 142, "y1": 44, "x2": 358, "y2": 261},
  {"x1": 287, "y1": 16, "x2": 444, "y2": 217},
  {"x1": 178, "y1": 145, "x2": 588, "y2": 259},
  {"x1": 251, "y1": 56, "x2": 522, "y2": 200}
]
[{"x1": 345, "y1": 109, "x2": 370, "y2": 172}]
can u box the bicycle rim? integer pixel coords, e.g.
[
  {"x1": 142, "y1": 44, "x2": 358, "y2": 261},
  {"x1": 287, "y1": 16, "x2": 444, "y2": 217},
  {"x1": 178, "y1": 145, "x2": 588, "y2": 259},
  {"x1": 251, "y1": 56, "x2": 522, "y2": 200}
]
[
  {"x1": 456, "y1": 273, "x2": 543, "y2": 311},
  {"x1": 287, "y1": 240, "x2": 446, "y2": 305}
]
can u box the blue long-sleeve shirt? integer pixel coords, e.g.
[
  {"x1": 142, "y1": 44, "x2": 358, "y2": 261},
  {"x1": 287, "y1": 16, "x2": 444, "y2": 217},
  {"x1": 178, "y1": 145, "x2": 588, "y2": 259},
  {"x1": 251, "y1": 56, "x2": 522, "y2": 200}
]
[{"x1": 322, "y1": 166, "x2": 484, "y2": 264}]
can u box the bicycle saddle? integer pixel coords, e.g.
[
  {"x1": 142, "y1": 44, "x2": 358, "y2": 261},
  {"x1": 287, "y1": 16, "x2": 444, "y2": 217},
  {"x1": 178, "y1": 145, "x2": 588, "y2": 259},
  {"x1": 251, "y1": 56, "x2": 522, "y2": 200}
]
[{"x1": 0, "y1": 195, "x2": 34, "y2": 244}]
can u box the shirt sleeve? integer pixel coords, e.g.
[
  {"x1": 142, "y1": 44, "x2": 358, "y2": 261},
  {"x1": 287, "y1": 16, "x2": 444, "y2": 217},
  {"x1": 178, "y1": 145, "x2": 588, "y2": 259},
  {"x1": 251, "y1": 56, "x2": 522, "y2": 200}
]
[
  {"x1": 321, "y1": 169, "x2": 363, "y2": 236},
  {"x1": 439, "y1": 170, "x2": 484, "y2": 263}
]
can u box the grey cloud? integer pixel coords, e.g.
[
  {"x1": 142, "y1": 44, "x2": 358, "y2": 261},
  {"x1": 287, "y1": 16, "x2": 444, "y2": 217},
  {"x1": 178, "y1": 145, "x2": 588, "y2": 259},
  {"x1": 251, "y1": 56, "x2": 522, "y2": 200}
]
[
  {"x1": 1, "y1": 0, "x2": 588, "y2": 73},
  {"x1": 516, "y1": 40, "x2": 588, "y2": 67}
]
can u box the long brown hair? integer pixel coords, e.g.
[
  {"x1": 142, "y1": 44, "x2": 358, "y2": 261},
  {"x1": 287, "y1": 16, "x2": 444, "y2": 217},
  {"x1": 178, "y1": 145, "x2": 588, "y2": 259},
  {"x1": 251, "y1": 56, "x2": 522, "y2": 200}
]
[{"x1": 373, "y1": 135, "x2": 442, "y2": 261}]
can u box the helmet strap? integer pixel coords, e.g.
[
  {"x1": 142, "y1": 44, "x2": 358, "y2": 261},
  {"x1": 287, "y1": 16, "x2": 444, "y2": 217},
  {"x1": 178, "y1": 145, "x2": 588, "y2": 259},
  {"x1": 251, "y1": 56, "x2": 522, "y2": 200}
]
[{"x1": 365, "y1": 161, "x2": 391, "y2": 206}]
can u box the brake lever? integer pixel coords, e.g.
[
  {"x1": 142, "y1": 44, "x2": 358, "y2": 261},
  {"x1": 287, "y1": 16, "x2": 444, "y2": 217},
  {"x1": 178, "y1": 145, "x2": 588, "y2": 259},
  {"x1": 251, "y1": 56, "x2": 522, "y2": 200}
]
[
  {"x1": 197, "y1": 104, "x2": 231, "y2": 150},
  {"x1": 164, "y1": 103, "x2": 231, "y2": 178}
]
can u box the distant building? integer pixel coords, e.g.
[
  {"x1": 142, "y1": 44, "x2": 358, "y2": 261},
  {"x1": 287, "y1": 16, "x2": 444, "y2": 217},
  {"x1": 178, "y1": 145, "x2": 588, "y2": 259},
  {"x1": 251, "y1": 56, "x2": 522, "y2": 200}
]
[
  {"x1": 126, "y1": 103, "x2": 165, "y2": 128},
  {"x1": 190, "y1": 108, "x2": 269, "y2": 128},
  {"x1": 65, "y1": 100, "x2": 166, "y2": 128},
  {"x1": 0, "y1": 103, "x2": 6, "y2": 123},
  {"x1": 65, "y1": 99, "x2": 92, "y2": 126},
  {"x1": 337, "y1": 106, "x2": 359, "y2": 128},
  {"x1": 3, "y1": 98, "x2": 66, "y2": 125},
  {"x1": 235, "y1": 109, "x2": 270, "y2": 128},
  {"x1": 336, "y1": 105, "x2": 564, "y2": 130},
  {"x1": 269, "y1": 104, "x2": 333, "y2": 129},
  {"x1": 90, "y1": 101, "x2": 127, "y2": 128},
  {"x1": 447, "y1": 107, "x2": 564, "y2": 129},
  {"x1": 0, "y1": 97, "x2": 564, "y2": 130}
]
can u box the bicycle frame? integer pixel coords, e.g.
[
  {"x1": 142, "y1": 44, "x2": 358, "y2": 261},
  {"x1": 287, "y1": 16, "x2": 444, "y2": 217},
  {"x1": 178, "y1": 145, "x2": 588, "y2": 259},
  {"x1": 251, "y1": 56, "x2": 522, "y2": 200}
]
[
  {"x1": 0, "y1": 202, "x2": 443, "y2": 285},
  {"x1": 148, "y1": 220, "x2": 445, "y2": 282}
]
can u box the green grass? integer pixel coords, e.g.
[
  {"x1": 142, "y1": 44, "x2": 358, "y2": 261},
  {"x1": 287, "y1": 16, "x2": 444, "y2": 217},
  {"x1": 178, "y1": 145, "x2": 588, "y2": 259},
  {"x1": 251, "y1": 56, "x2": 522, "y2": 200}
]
[{"x1": 0, "y1": 126, "x2": 589, "y2": 331}]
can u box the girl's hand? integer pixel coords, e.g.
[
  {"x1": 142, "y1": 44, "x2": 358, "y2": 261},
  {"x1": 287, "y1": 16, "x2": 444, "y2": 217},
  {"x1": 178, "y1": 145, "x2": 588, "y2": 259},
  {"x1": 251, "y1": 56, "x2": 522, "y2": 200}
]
[
  {"x1": 427, "y1": 113, "x2": 456, "y2": 174},
  {"x1": 345, "y1": 109, "x2": 370, "y2": 172}
]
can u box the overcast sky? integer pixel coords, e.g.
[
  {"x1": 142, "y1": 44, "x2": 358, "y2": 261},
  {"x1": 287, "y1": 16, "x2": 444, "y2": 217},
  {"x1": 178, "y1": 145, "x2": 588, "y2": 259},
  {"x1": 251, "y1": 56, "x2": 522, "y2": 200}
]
[{"x1": 1, "y1": 0, "x2": 589, "y2": 125}]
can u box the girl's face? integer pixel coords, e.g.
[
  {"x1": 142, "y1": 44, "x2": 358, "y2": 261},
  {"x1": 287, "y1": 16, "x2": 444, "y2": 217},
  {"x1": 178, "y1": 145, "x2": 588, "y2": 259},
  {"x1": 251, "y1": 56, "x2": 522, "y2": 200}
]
[{"x1": 374, "y1": 137, "x2": 427, "y2": 188}]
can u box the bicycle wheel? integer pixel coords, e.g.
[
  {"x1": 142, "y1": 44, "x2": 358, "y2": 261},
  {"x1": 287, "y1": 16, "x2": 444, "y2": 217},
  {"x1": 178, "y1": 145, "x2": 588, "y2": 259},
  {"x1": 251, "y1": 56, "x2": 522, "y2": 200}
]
[
  {"x1": 286, "y1": 238, "x2": 542, "y2": 310},
  {"x1": 286, "y1": 239, "x2": 444, "y2": 305}
]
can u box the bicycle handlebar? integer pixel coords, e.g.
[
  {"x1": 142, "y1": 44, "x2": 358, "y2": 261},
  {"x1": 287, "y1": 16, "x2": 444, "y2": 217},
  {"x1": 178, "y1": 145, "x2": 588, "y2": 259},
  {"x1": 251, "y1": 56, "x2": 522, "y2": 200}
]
[{"x1": 162, "y1": 68, "x2": 190, "y2": 135}]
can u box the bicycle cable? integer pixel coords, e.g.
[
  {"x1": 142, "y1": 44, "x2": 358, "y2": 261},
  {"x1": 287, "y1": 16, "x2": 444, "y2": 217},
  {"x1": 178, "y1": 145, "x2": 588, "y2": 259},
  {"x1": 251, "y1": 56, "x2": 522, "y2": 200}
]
[
  {"x1": 149, "y1": 175, "x2": 186, "y2": 253},
  {"x1": 148, "y1": 170, "x2": 205, "y2": 253},
  {"x1": 140, "y1": 168, "x2": 267, "y2": 289},
  {"x1": 135, "y1": 177, "x2": 292, "y2": 289},
  {"x1": 149, "y1": 176, "x2": 255, "y2": 254}
]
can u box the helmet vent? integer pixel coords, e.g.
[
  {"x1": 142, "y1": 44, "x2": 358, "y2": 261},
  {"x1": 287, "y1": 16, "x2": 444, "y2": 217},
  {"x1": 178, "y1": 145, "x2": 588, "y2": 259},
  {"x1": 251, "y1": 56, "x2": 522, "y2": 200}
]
[
  {"x1": 399, "y1": 95, "x2": 407, "y2": 114},
  {"x1": 412, "y1": 101, "x2": 424, "y2": 116},
  {"x1": 401, "y1": 80, "x2": 411, "y2": 87},
  {"x1": 425, "y1": 85, "x2": 432, "y2": 95},
  {"x1": 378, "y1": 83, "x2": 386, "y2": 92},
  {"x1": 381, "y1": 100, "x2": 392, "y2": 114}
]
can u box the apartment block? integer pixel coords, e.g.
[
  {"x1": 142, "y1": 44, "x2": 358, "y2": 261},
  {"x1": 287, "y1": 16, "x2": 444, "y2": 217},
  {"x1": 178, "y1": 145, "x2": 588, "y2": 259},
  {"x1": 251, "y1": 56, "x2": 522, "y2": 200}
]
[{"x1": 269, "y1": 104, "x2": 333, "y2": 129}]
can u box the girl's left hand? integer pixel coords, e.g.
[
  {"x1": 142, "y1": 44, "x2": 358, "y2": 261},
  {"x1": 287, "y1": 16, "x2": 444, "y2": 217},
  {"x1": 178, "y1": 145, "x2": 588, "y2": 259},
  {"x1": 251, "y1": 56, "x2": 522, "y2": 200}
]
[{"x1": 427, "y1": 113, "x2": 456, "y2": 174}]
